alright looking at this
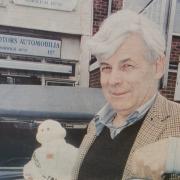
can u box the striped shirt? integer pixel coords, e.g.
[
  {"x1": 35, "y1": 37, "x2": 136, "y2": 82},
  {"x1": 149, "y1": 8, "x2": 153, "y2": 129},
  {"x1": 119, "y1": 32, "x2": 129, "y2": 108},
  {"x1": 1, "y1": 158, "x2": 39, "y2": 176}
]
[{"x1": 94, "y1": 94, "x2": 157, "y2": 139}]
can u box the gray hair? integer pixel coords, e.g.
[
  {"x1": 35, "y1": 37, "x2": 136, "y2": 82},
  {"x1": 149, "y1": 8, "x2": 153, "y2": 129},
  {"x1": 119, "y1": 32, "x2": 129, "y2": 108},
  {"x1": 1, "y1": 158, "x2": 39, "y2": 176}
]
[{"x1": 88, "y1": 10, "x2": 165, "y2": 62}]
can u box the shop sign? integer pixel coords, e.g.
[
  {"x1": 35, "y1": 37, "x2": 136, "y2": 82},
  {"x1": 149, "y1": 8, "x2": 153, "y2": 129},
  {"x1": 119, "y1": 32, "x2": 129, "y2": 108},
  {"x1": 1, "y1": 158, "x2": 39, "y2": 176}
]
[
  {"x1": 0, "y1": 34, "x2": 61, "y2": 58},
  {"x1": 13, "y1": 0, "x2": 78, "y2": 11}
]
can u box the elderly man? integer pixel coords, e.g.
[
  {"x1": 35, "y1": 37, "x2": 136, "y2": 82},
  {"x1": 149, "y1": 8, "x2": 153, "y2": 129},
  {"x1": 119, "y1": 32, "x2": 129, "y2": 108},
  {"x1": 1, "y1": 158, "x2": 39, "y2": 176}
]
[{"x1": 72, "y1": 10, "x2": 180, "y2": 180}]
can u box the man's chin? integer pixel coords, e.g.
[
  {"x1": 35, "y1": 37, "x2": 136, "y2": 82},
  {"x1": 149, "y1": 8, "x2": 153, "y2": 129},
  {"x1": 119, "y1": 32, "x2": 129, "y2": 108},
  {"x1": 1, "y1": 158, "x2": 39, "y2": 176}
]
[{"x1": 111, "y1": 103, "x2": 134, "y2": 114}]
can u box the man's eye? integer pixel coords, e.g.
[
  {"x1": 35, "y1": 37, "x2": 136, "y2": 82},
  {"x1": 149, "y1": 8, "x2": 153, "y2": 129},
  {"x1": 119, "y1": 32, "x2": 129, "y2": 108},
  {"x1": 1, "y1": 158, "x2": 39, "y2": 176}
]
[
  {"x1": 121, "y1": 64, "x2": 134, "y2": 71},
  {"x1": 100, "y1": 66, "x2": 111, "y2": 73}
]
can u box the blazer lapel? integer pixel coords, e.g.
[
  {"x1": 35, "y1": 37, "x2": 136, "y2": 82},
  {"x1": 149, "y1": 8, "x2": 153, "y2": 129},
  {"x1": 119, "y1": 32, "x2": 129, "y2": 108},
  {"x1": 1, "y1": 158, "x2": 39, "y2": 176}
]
[{"x1": 131, "y1": 94, "x2": 168, "y2": 150}]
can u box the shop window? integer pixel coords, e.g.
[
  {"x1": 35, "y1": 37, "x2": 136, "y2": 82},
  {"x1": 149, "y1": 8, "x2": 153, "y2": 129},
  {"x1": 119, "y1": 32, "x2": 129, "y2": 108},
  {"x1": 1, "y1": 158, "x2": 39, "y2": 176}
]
[
  {"x1": 123, "y1": 0, "x2": 169, "y2": 33},
  {"x1": 0, "y1": 75, "x2": 41, "y2": 85},
  {"x1": 174, "y1": 0, "x2": 180, "y2": 34},
  {"x1": 46, "y1": 81, "x2": 75, "y2": 86}
]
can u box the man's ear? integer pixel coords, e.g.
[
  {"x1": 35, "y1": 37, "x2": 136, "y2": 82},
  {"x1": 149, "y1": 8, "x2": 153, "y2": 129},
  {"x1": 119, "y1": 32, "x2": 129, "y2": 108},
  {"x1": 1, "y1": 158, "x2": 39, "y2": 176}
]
[{"x1": 154, "y1": 55, "x2": 165, "y2": 79}]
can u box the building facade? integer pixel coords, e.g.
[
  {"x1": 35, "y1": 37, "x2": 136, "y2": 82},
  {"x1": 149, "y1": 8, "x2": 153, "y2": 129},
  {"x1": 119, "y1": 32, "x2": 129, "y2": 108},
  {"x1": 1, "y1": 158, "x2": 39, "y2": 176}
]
[
  {"x1": 0, "y1": 0, "x2": 180, "y2": 102},
  {"x1": 0, "y1": 0, "x2": 93, "y2": 87}
]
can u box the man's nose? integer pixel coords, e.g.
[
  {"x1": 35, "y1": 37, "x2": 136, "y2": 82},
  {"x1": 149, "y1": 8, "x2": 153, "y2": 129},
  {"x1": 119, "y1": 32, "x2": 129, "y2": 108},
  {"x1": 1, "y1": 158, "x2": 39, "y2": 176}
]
[{"x1": 109, "y1": 69, "x2": 123, "y2": 86}]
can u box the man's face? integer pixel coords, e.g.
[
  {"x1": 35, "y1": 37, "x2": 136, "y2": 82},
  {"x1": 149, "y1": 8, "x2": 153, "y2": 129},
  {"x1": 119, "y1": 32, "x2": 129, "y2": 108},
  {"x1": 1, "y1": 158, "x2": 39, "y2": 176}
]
[{"x1": 100, "y1": 34, "x2": 164, "y2": 116}]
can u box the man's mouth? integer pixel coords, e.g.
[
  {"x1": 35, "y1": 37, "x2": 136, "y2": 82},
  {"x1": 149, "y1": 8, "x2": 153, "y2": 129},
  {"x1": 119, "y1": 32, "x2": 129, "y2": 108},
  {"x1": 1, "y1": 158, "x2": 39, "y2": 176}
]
[{"x1": 110, "y1": 91, "x2": 128, "y2": 96}]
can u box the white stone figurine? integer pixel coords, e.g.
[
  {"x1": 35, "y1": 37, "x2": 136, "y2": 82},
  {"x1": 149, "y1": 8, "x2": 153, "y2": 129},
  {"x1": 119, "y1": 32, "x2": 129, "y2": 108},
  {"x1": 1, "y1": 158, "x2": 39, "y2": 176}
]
[{"x1": 23, "y1": 119, "x2": 78, "y2": 180}]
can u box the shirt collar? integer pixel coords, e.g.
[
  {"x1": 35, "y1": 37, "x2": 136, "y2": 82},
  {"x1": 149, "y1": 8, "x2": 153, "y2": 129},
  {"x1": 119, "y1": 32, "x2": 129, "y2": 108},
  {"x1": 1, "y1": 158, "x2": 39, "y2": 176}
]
[
  {"x1": 94, "y1": 93, "x2": 157, "y2": 136},
  {"x1": 136, "y1": 94, "x2": 157, "y2": 116},
  {"x1": 126, "y1": 93, "x2": 157, "y2": 124}
]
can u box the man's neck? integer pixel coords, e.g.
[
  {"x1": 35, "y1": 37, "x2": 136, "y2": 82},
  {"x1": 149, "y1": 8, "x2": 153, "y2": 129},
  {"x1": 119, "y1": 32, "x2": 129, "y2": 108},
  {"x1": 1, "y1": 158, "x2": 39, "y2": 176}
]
[
  {"x1": 112, "y1": 113, "x2": 129, "y2": 127},
  {"x1": 112, "y1": 93, "x2": 157, "y2": 127}
]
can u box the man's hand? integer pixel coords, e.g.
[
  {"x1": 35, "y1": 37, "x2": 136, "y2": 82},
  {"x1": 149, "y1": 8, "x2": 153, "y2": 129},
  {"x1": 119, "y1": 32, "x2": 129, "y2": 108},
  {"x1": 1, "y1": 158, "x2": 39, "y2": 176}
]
[{"x1": 131, "y1": 138, "x2": 169, "y2": 180}]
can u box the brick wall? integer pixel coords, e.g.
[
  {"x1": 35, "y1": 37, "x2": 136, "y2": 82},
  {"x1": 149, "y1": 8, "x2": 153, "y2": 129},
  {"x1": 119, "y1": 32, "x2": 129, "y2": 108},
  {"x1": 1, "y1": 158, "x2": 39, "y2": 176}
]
[
  {"x1": 89, "y1": 68, "x2": 101, "y2": 87},
  {"x1": 170, "y1": 36, "x2": 180, "y2": 62},
  {"x1": 160, "y1": 36, "x2": 180, "y2": 101},
  {"x1": 93, "y1": 0, "x2": 109, "y2": 35},
  {"x1": 111, "y1": 0, "x2": 123, "y2": 13},
  {"x1": 89, "y1": 0, "x2": 123, "y2": 88},
  {"x1": 160, "y1": 72, "x2": 177, "y2": 101}
]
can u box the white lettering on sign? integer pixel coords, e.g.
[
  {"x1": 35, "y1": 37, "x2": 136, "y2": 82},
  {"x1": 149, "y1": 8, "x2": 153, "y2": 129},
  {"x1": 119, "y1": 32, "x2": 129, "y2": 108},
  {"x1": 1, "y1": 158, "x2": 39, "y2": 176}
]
[
  {"x1": 13, "y1": 0, "x2": 78, "y2": 11},
  {"x1": 0, "y1": 34, "x2": 61, "y2": 58}
]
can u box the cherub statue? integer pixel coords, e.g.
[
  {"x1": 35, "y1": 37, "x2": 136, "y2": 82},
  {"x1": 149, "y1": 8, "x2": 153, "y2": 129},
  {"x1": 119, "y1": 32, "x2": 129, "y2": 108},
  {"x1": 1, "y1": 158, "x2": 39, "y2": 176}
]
[{"x1": 23, "y1": 119, "x2": 78, "y2": 180}]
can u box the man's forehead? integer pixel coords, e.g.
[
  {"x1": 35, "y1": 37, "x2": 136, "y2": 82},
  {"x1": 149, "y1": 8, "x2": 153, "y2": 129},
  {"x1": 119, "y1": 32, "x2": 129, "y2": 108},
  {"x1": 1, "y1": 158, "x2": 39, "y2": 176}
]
[
  {"x1": 100, "y1": 57, "x2": 132, "y2": 65},
  {"x1": 116, "y1": 34, "x2": 147, "y2": 55}
]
